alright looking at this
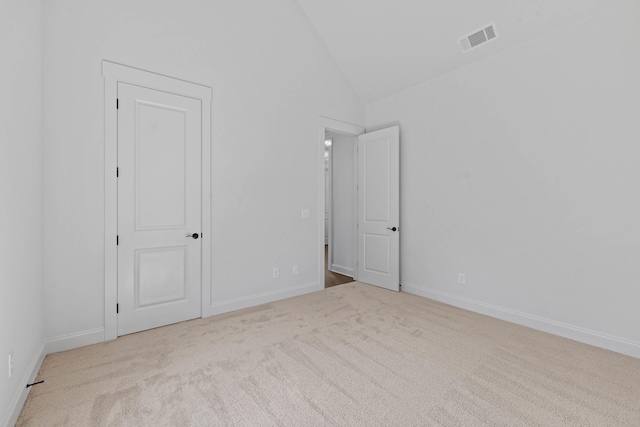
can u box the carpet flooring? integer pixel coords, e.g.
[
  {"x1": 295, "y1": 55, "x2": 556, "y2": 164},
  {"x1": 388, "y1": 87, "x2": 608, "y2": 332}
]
[{"x1": 17, "y1": 282, "x2": 640, "y2": 426}]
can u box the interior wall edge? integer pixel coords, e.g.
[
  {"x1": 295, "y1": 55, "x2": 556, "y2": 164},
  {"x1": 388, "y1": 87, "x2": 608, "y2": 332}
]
[{"x1": 401, "y1": 282, "x2": 640, "y2": 360}]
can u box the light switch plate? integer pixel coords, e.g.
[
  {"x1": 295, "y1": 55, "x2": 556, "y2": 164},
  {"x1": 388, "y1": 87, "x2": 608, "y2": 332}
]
[{"x1": 8, "y1": 350, "x2": 14, "y2": 378}]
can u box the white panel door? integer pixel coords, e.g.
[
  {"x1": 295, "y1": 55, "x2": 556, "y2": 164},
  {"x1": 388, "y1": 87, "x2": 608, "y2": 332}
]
[
  {"x1": 357, "y1": 126, "x2": 400, "y2": 291},
  {"x1": 117, "y1": 82, "x2": 202, "y2": 336}
]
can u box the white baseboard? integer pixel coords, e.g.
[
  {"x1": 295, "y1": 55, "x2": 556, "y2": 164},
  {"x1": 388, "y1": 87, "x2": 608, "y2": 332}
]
[
  {"x1": 44, "y1": 328, "x2": 105, "y2": 355},
  {"x1": 329, "y1": 264, "x2": 354, "y2": 277},
  {"x1": 211, "y1": 282, "x2": 319, "y2": 316},
  {"x1": 401, "y1": 282, "x2": 640, "y2": 359},
  {"x1": 3, "y1": 343, "x2": 46, "y2": 427}
]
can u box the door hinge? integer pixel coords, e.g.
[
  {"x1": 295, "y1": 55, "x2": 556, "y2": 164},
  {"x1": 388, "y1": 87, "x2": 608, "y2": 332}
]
[
  {"x1": 116, "y1": 98, "x2": 119, "y2": 109},
  {"x1": 116, "y1": 167, "x2": 119, "y2": 177},
  {"x1": 116, "y1": 303, "x2": 119, "y2": 314},
  {"x1": 116, "y1": 235, "x2": 119, "y2": 245}
]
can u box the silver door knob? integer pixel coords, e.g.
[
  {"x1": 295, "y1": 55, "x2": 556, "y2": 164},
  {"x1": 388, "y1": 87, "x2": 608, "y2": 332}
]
[
  {"x1": 387, "y1": 227, "x2": 398, "y2": 232},
  {"x1": 186, "y1": 233, "x2": 199, "y2": 239}
]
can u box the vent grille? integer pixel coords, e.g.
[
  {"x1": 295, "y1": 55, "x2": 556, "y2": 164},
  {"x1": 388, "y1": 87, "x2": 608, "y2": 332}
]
[
  {"x1": 484, "y1": 25, "x2": 496, "y2": 40},
  {"x1": 458, "y1": 23, "x2": 499, "y2": 53},
  {"x1": 468, "y1": 30, "x2": 487, "y2": 47}
]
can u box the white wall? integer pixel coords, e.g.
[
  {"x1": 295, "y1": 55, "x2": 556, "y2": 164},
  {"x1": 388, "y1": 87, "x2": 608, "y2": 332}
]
[
  {"x1": 330, "y1": 134, "x2": 356, "y2": 276},
  {"x1": 42, "y1": 0, "x2": 363, "y2": 343},
  {"x1": 0, "y1": 0, "x2": 45, "y2": 424},
  {"x1": 365, "y1": 1, "x2": 640, "y2": 356}
]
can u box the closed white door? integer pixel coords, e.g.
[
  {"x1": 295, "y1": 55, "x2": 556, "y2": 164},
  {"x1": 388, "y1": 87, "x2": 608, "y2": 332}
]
[
  {"x1": 357, "y1": 126, "x2": 400, "y2": 291},
  {"x1": 117, "y1": 82, "x2": 202, "y2": 336}
]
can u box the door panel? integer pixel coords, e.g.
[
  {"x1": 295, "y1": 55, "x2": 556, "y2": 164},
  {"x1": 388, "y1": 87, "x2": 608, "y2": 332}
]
[
  {"x1": 118, "y1": 82, "x2": 202, "y2": 336},
  {"x1": 363, "y1": 139, "x2": 390, "y2": 222},
  {"x1": 136, "y1": 101, "x2": 188, "y2": 229},
  {"x1": 363, "y1": 234, "x2": 390, "y2": 274},
  {"x1": 136, "y1": 246, "x2": 188, "y2": 307},
  {"x1": 357, "y1": 126, "x2": 399, "y2": 291}
]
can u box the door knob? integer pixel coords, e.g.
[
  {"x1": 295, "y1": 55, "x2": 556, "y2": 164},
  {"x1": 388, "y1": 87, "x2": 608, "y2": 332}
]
[
  {"x1": 387, "y1": 227, "x2": 398, "y2": 232},
  {"x1": 186, "y1": 233, "x2": 199, "y2": 239}
]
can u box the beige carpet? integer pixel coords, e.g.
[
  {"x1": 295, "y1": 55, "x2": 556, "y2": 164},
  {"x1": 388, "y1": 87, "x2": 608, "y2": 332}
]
[{"x1": 17, "y1": 282, "x2": 640, "y2": 426}]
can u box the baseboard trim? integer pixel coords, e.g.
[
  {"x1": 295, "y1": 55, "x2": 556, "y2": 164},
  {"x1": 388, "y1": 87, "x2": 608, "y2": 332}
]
[
  {"x1": 329, "y1": 264, "x2": 354, "y2": 277},
  {"x1": 211, "y1": 282, "x2": 319, "y2": 316},
  {"x1": 44, "y1": 328, "x2": 105, "y2": 355},
  {"x1": 401, "y1": 282, "x2": 640, "y2": 359},
  {"x1": 3, "y1": 343, "x2": 46, "y2": 427}
]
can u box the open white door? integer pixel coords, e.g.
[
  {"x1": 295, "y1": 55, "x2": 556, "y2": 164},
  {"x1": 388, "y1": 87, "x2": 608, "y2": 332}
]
[
  {"x1": 117, "y1": 82, "x2": 202, "y2": 336},
  {"x1": 357, "y1": 126, "x2": 400, "y2": 291}
]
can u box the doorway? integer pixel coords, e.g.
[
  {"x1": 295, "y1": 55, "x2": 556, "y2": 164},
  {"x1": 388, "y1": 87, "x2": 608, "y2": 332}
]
[
  {"x1": 324, "y1": 131, "x2": 357, "y2": 288},
  {"x1": 318, "y1": 118, "x2": 363, "y2": 290},
  {"x1": 318, "y1": 118, "x2": 400, "y2": 292},
  {"x1": 103, "y1": 61, "x2": 213, "y2": 341}
]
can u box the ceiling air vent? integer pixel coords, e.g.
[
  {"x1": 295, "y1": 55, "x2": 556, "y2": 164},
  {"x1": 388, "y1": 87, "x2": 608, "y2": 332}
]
[{"x1": 458, "y1": 23, "x2": 498, "y2": 53}]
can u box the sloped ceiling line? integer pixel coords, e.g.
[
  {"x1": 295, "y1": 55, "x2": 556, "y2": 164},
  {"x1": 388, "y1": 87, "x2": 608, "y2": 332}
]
[{"x1": 295, "y1": 0, "x2": 626, "y2": 103}]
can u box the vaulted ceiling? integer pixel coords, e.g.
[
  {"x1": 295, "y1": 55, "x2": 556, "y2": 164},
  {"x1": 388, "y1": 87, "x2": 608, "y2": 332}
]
[{"x1": 296, "y1": 0, "x2": 625, "y2": 103}]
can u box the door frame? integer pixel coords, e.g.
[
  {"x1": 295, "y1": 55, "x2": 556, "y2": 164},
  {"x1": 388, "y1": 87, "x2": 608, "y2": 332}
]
[
  {"x1": 317, "y1": 117, "x2": 364, "y2": 290},
  {"x1": 325, "y1": 135, "x2": 332, "y2": 247},
  {"x1": 102, "y1": 61, "x2": 212, "y2": 341}
]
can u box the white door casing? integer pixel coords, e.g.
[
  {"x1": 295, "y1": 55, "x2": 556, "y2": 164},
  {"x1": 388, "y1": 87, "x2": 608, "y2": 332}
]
[
  {"x1": 357, "y1": 126, "x2": 400, "y2": 291},
  {"x1": 103, "y1": 61, "x2": 212, "y2": 341},
  {"x1": 117, "y1": 83, "x2": 202, "y2": 336}
]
